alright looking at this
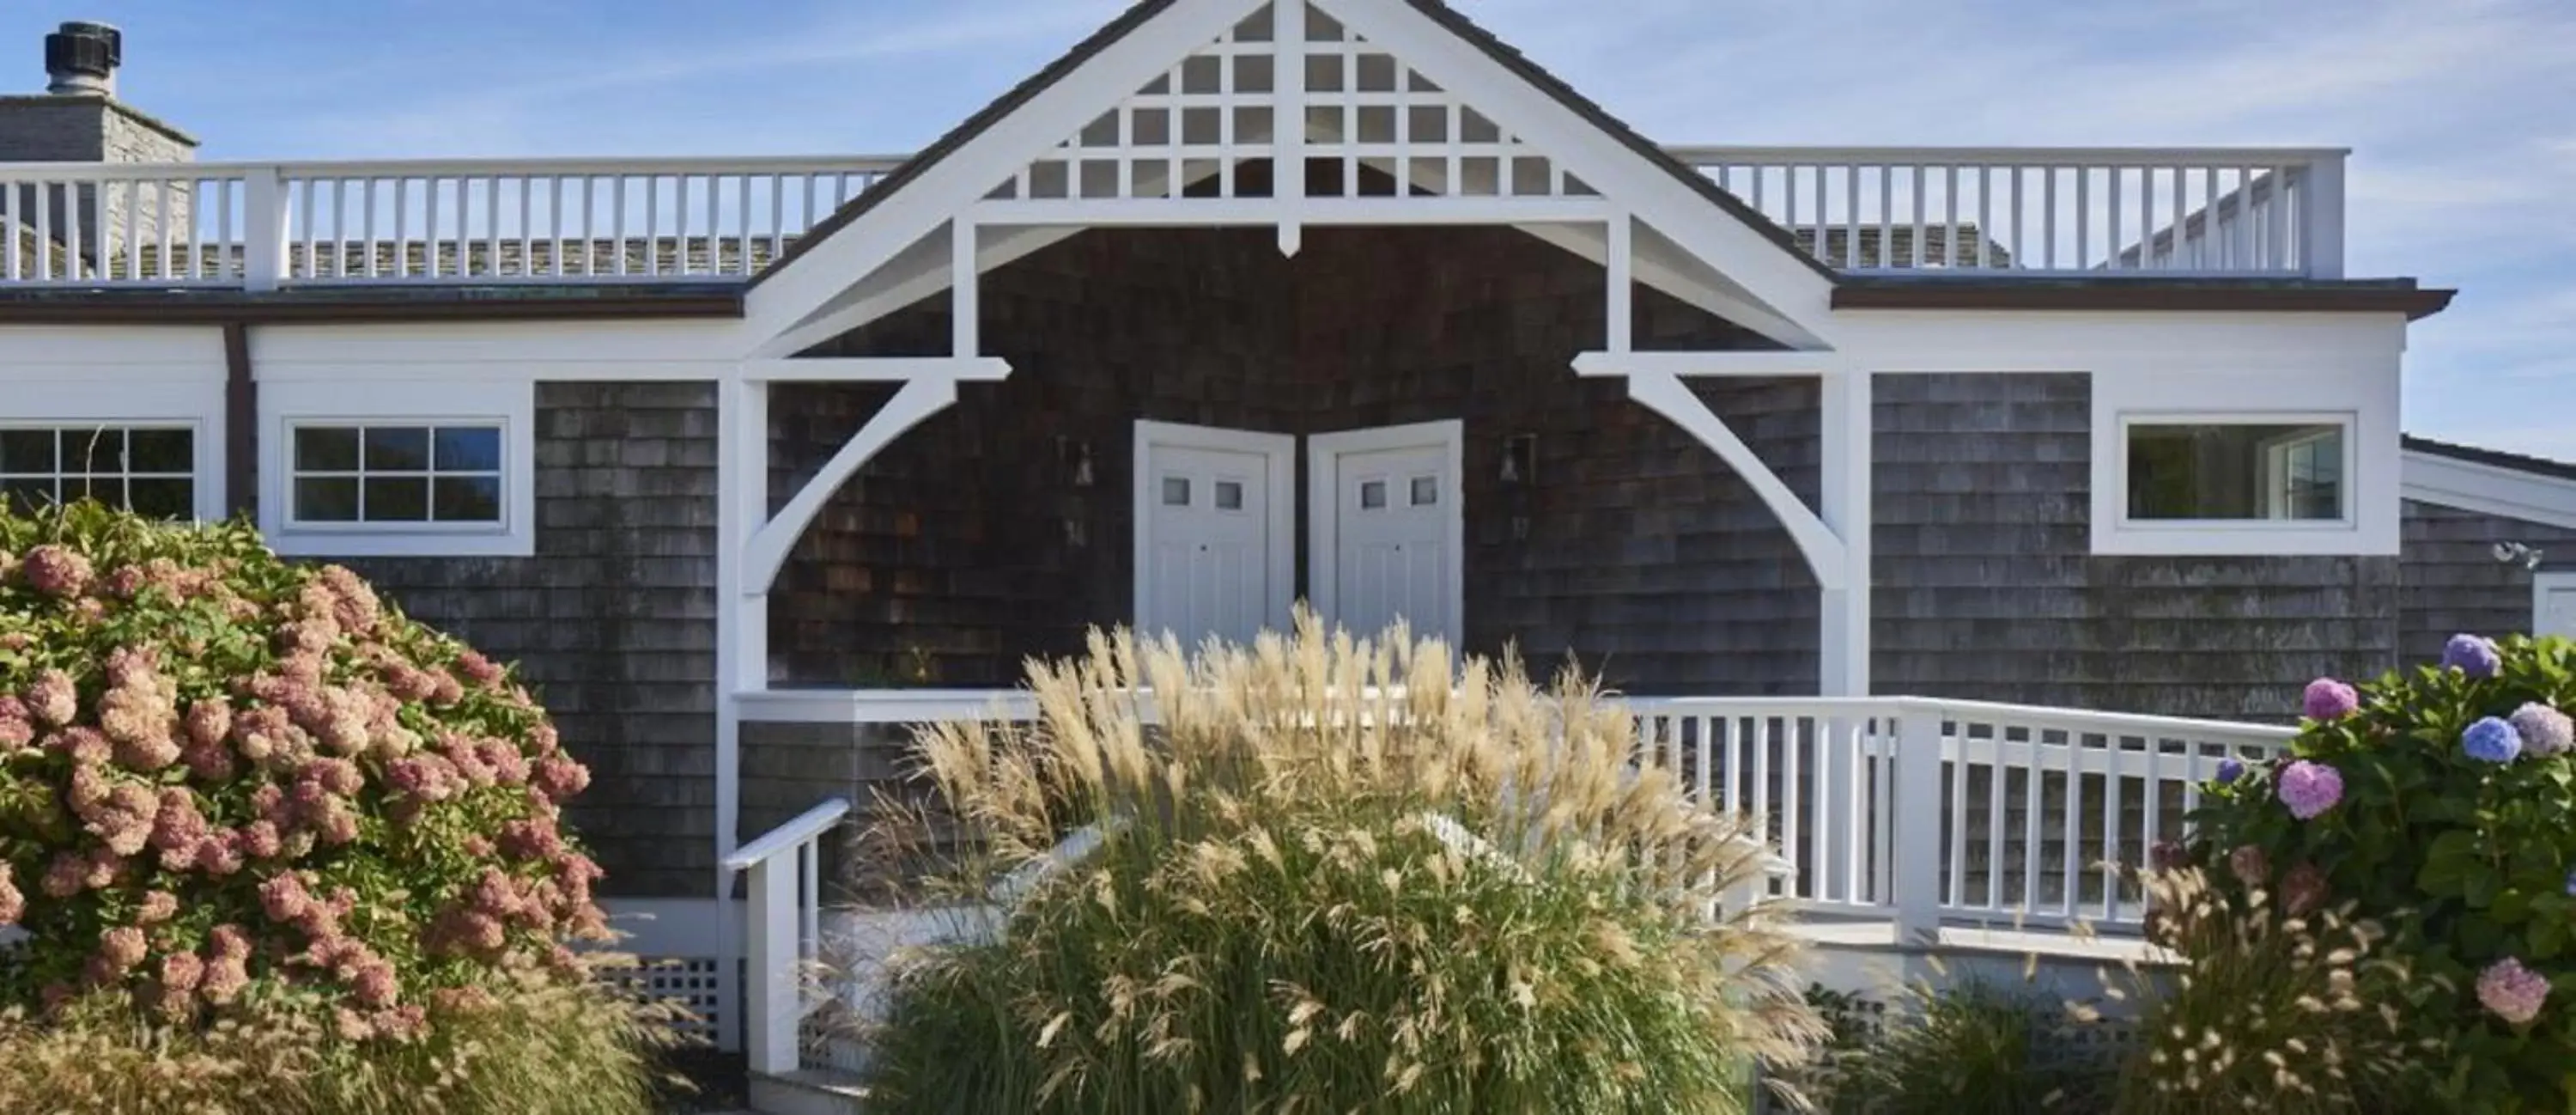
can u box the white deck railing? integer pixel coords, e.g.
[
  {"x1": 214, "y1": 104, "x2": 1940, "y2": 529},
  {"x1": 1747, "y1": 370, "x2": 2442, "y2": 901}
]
[
  {"x1": 730, "y1": 690, "x2": 2297, "y2": 1076},
  {"x1": 1671, "y1": 147, "x2": 2347, "y2": 278},
  {"x1": 724, "y1": 796, "x2": 848, "y2": 1075},
  {"x1": 0, "y1": 146, "x2": 2347, "y2": 291}
]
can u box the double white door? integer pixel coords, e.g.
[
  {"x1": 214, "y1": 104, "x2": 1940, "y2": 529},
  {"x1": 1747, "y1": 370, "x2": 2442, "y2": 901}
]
[{"x1": 1134, "y1": 420, "x2": 1461, "y2": 651}]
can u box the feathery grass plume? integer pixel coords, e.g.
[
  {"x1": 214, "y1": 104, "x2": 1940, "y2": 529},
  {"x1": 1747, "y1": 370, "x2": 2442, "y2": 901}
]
[
  {"x1": 2107, "y1": 867, "x2": 2411, "y2": 1115},
  {"x1": 1806, "y1": 966, "x2": 2116, "y2": 1114},
  {"x1": 0, "y1": 952, "x2": 690, "y2": 1115},
  {"x1": 850, "y1": 610, "x2": 1825, "y2": 1114}
]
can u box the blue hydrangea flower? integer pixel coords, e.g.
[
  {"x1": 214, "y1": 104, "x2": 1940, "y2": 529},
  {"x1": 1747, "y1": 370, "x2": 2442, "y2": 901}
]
[
  {"x1": 2215, "y1": 758, "x2": 2246, "y2": 784},
  {"x1": 2564, "y1": 868, "x2": 2576, "y2": 899},
  {"x1": 2464, "y1": 716, "x2": 2524, "y2": 764},
  {"x1": 2444, "y1": 634, "x2": 2503, "y2": 678}
]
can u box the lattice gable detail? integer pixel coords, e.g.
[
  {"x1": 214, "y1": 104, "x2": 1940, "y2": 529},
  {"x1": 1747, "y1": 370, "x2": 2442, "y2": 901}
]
[{"x1": 987, "y1": 2, "x2": 1598, "y2": 205}]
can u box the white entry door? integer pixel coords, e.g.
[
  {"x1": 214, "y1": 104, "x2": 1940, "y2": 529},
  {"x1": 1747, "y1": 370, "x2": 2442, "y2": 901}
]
[
  {"x1": 1133, "y1": 422, "x2": 1295, "y2": 650},
  {"x1": 2537, "y1": 572, "x2": 2576, "y2": 639},
  {"x1": 1309, "y1": 421, "x2": 1465, "y2": 648}
]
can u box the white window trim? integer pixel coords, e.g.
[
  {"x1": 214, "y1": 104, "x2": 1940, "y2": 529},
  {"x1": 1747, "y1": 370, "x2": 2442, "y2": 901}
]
[
  {"x1": 0, "y1": 380, "x2": 225, "y2": 522},
  {"x1": 262, "y1": 380, "x2": 535, "y2": 558},
  {"x1": 2111, "y1": 410, "x2": 2357, "y2": 533},
  {"x1": 2091, "y1": 363, "x2": 2399, "y2": 558}
]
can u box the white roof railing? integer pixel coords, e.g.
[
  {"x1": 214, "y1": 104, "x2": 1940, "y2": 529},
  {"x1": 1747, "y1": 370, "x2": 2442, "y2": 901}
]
[{"x1": 0, "y1": 145, "x2": 2346, "y2": 290}]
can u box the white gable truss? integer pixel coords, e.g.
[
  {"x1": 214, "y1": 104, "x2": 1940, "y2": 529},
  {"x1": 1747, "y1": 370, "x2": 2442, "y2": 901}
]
[
  {"x1": 746, "y1": 0, "x2": 1840, "y2": 356},
  {"x1": 711, "y1": 0, "x2": 1879, "y2": 881}
]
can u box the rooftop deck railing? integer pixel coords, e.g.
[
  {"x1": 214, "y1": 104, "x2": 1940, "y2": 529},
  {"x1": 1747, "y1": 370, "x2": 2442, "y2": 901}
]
[{"x1": 0, "y1": 146, "x2": 2346, "y2": 291}]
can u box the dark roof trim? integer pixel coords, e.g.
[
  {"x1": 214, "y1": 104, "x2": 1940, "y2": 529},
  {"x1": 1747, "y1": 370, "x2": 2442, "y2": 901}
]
[
  {"x1": 1832, "y1": 279, "x2": 2455, "y2": 320},
  {"x1": 0, "y1": 287, "x2": 744, "y2": 325},
  {"x1": 2403, "y1": 436, "x2": 2576, "y2": 483},
  {"x1": 750, "y1": 0, "x2": 1841, "y2": 289}
]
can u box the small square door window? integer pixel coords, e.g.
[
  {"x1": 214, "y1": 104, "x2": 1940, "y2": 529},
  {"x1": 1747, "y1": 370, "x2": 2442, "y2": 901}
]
[
  {"x1": 1410, "y1": 476, "x2": 1439, "y2": 506},
  {"x1": 1358, "y1": 480, "x2": 1387, "y2": 509},
  {"x1": 1162, "y1": 477, "x2": 1192, "y2": 506},
  {"x1": 1214, "y1": 480, "x2": 1244, "y2": 510}
]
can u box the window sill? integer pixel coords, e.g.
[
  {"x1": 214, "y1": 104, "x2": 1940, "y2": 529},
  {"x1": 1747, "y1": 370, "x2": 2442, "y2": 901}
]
[
  {"x1": 266, "y1": 529, "x2": 533, "y2": 559},
  {"x1": 2091, "y1": 521, "x2": 2393, "y2": 558}
]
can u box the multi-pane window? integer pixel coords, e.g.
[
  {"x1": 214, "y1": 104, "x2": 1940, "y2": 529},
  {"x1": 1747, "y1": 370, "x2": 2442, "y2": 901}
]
[
  {"x1": 289, "y1": 423, "x2": 503, "y2": 526},
  {"x1": 2125, "y1": 421, "x2": 2348, "y2": 523},
  {"x1": 0, "y1": 425, "x2": 196, "y2": 518}
]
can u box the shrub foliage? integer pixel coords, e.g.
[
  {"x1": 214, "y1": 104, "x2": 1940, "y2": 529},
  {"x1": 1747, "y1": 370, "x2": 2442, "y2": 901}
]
[
  {"x1": 860, "y1": 614, "x2": 1826, "y2": 1114},
  {"x1": 2185, "y1": 633, "x2": 2576, "y2": 1111},
  {"x1": 0, "y1": 503, "x2": 608, "y2": 1036}
]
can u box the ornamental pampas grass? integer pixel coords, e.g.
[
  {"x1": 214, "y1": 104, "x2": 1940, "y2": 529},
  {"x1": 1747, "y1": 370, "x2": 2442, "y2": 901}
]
[{"x1": 853, "y1": 610, "x2": 1824, "y2": 1114}]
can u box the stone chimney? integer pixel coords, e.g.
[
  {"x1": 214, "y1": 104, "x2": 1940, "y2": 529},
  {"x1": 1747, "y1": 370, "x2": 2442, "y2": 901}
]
[{"x1": 0, "y1": 21, "x2": 197, "y2": 271}]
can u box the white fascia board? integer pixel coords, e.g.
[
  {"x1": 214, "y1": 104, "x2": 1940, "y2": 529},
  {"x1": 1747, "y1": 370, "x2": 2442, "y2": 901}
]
[{"x1": 2404, "y1": 451, "x2": 2576, "y2": 533}]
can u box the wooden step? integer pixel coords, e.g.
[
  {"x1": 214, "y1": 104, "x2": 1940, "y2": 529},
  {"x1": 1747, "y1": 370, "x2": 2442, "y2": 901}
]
[{"x1": 746, "y1": 1068, "x2": 870, "y2": 1115}]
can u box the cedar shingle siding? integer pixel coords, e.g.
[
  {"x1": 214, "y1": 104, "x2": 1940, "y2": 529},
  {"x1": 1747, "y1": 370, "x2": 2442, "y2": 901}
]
[
  {"x1": 274, "y1": 236, "x2": 2567, "y2": 892},
  {"x1": 343, "y1": 382, "x2": 719, "y2": 899},
  {"x1": 1873, "y1": 373, "x2": 2403, "y2": 721},
  {"x1": 769, "y1": 225, "x2": 1807, "y2": 696},
  {"x1": 2400, "y1": 502, "x2": 2576, "y2": 664}
]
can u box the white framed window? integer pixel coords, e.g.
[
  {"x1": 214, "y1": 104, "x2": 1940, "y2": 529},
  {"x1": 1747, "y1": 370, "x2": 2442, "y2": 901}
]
[
  {"x1": 0, "y1": 377, "x2": 226, "y2": 523},
  {"x1": 2092, "y1": 365, "x2": 2398, "y2": 558},
  {"x1": 288, "y1": 423, "x2": 504, "y2": 527},
  {"x1": 262, "y1": 380, "x2": 534, "y2": 558},
  {"x1": 2121, "y1": 416, "x2": 2352, "y2": 526},
  {"x1": 1, "y1": 424, "x2": 201, "y2": 519}
]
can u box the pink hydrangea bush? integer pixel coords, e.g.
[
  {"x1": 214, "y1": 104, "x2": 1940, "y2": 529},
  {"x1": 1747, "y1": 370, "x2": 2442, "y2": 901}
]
[
  {"x1": 0, "y1": 503, "x2": 605, "y2": 1039},
  {"x1": 2185, "y1": 642, "x2": 2576, "y2": 1111}
]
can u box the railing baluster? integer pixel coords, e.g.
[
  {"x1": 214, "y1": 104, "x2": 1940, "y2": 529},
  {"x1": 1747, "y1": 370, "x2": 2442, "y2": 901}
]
[
  {"x1": 2020, "y1": 728, "x2": 2041, "y2": 912},
  {"x1": 1910, "y1": 164, "x2": 1926, "y2": 268},
  {"x1": 1944, "y1": 716, "x2": 1965, "y2": 910},
  {"x1": 1942, "y1": 163, "x2": 1959, "y2": 268}
]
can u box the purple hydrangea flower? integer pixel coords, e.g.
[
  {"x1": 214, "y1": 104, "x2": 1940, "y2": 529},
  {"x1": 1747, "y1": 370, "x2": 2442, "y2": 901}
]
[
  {"x1": 2277, "y1": 760, "x2": 2345, "y2": 819},
  {"x1": 2511, "y1": 704, "x2": 2574, "y2": 757},
  {"x1": 2215, "y1": 758, "x2": 2247, "y2": 785},
  {"x1": 2302, "y1": 678, "x2": 2360, "y2": 722},
  {"x1": 2464, "y1": 716, "x2": 2524, "y2": 764},
  {"x1": 2478, "y1": 958, "x2": 2550, "y2": 1026},
  {"x1": 2444, "y1": 634, "x2": 2503, "y2": 678},
  {"x1": 2565, "y1": 868, "x2": 2576, "y2": 899}
]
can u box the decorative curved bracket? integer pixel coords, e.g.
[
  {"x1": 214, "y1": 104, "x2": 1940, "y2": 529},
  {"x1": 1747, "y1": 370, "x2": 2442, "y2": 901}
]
[{"x1": 741, "y1": 371, "x2": 996, "y2": 594}]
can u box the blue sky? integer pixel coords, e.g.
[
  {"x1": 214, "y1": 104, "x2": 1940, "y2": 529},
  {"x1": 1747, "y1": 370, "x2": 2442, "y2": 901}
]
[{"x1": 7, "y1": 0, "x2": 2570, "y2": 456}]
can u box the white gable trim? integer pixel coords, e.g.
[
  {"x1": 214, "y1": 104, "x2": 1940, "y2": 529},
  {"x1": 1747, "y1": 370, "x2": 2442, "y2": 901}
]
[
  {"x1": 1313, "y1": 0, "x2": 1837, "y2": 346},
  {"x1": 2404, "y1": 448, "x2": 2576, "y2": 532},
  {"x1": 743, "y1": 0, "x2": 1264, "y2": 349},
  {"x1": 744, "y1": 0, "x2": 1841, "y2": 355}
]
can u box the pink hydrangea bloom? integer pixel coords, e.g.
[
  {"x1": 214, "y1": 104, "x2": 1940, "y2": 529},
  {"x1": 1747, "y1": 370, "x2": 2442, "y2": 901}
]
[
  {"x1": 455, "y1": 650, "x2": 504, "y2": 688},
  {"x1": 240, "y1": 819, "x2": 283, "y2": 859},
  {"x1": 199, "y1": 954, "x2": 249, "y2": 1005},
  {"x1": 25, "y1": 669, "x2": 78, "y2": 727},
  {"x1": 97, "y1": 925, "x2": 147, "y2": 972},
  {"x1": 259, "y1": 873, "x2": 312, "y2": 923},
  {"x1": 183, "y1": 698, "x2": 232, "y2": 748},
  {"x1": 2276, "y1": 760, "x2": 2345, "y2": 820},
  {"x1": 51, "y1": 726, "x2": 111, "y2": 765},
  {"x1": 428, "y1": 672, "x2": 465, "y2": 707},
  {"x1": 137, "y1": 890, "x2": 179, "y2": 925},
  {"x1": 2511, "y1": 703, "x2": 2575, "y2": 757},
  {"x1": 0, "y1": 696, "x2": 32, "y2": 748},
  {"x1": 20, "y1": 545, "x2": 95, "y2": 599},
  {"x1": 532, "y1": 757, "x2": 590, "y2": 801},
  {"x1": 159, "y1": 951, "x2": 204, "y2": 992},
  {"x1": 40, "y1": 852, "x2": 86, "y2": 899},
  {"x1": 2479, "y1": 958, "x2": 2550, "y2": 1025},
  {"x1": 0, "y1": 863, "x2": 22, "y2": 926},
  {"x1": 350, "y1": 960, "x2": 400, "y2": 1008},
  {"x1": 317, "y1": 566, "x2": 382, "y2": 633}
]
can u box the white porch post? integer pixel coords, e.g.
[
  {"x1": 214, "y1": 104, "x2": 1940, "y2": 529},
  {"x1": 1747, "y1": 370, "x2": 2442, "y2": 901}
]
[{"x1": 1818, "y1": 369, "x2": 1872, "y2": 696}]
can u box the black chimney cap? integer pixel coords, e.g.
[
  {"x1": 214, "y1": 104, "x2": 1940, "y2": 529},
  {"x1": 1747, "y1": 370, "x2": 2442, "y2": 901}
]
[{"x1": 45, "y1": 21, "x2": 123, "y2": 87}]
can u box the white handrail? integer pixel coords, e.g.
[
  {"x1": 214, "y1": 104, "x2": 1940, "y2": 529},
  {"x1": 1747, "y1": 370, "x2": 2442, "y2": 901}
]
[
  {"x1": 723, "y1": 797, "x2": 852, "y2": 871},
  {"x1": 730, "y1": 797, "x2": 851, "y2": 1075}
]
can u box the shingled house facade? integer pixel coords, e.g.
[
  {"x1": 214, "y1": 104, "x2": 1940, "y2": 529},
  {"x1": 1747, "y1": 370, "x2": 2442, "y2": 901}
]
[{"x1": 3, "y1": 3, "x2": 2573, "y2": 1053}]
